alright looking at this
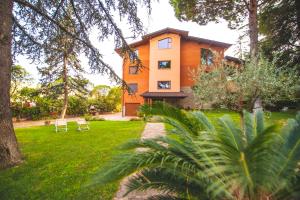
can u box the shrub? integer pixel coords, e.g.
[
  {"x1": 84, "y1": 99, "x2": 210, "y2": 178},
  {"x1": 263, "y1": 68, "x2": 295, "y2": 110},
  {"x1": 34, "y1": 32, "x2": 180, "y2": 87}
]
[
  {"x1": 67, "y1": 96, "x2": 88, "y2": 116},
  {"x1": 129, "y1": 118, "x2": 142, "y2": 121},
  {"x1": 84, "y1": 114, "x2": 105, "y2": 121}
]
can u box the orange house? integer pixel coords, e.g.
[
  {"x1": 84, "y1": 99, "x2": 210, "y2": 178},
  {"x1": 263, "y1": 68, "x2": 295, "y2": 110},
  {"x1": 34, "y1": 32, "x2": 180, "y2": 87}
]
[{"x1": 118, "y1": 28, "x2": 237, "y2": 116}]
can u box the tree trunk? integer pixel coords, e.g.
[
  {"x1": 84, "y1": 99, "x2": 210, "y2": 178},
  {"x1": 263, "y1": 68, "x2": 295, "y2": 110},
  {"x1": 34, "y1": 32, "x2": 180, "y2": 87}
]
[
  {"x1": 0, "y1": 0, "x2": 22, "y2": 169},
  {"x1": 248, "y1": 0, "x2": 259, "y2": 63},
  {"x1": 249, "y1": 0, "x2": 262, "y2": 111},
  {"x1": 61, "y1": 55, "x2": 68, "y2": 119}
]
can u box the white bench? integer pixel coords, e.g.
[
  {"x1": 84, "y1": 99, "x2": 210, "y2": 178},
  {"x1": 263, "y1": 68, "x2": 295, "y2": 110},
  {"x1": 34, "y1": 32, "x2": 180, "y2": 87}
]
[
  {"x1": 55, "y1": 119, "x2": 68, "y2": 132},
  {"x1": 77, "y1": 119, "x2": 89, "y2": 131}
]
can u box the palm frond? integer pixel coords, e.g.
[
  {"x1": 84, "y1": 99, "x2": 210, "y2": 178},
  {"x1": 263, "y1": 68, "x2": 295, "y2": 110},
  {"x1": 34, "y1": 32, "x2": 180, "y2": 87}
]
[
  {"x1": 125, "y1": 167, "x2": 210, "y2": 199},
  {"x1": 217, "y1": 115, "x2": 244, "y2": 151},
  {"x1": 243, "y1": 110, "x2": 255, "y2": 144},
  {"x1": 277, "y1": 112, "x2": 300, "y2": 179},
  {"x1": 255, "y1": 109, "x2": 265, "y2": 135}
]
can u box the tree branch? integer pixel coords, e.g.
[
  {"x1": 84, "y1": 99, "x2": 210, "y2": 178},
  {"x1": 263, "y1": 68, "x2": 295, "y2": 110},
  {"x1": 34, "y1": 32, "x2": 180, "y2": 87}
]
[
  {"x1": 13, "y1": 0, "x2": 129, "y2": 89},
  {"x1": 242, "y1": 0, "x2": 250, "y2": 11},
  {"x1": 52, "y1": 0, "x2": 65, "y2": 19}
]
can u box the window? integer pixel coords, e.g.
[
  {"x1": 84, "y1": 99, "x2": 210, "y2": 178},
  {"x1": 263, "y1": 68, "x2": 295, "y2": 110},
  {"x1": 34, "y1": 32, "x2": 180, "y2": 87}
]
[
  {"x1": 128, "y1": 83, "x2": 138, "y2": 94},
  {"x1": 129, "y1": 49, "x2": 139, "y2": 62},
  {"x1": 201, "y1": 48, "x2": 214, "y2": 66},
  {"x1": 157, "y1": 81, "x2": 171, "y2": 89},
  {"x1": 158, "y1": 38, "x2": 172, "y2": 49},
  {"x1": 129, "y1": 66, "x2": 138, "y2": 74},
  {"x1": 158, "y1": 61, "x2": 171, "y2": 69}
]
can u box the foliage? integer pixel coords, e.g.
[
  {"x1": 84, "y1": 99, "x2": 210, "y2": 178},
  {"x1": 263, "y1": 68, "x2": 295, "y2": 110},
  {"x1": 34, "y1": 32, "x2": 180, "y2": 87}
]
[
  {"x1": 89, "y1": 85, "x2": 111, "y2": 98},
  {"x1": 2, "y1": 0, "x2": 150, "y2": 168},
  {"x1": 192, "y1": 56, "x2": 299, "y2": 111},
  {"x1": 67, "y1": 96, "x2": 89, "y2": 116},
  {"x1": 170, "y1": 0, "x2": 248, "y2": 29},
  {"x1": 84, "y1": 114, "x2": 105, "y2": 121},
  {"x1": 96, "y1": 102, "x2": 300, "y2": 199},
  {"x1": 169, "y1": 0, "x2": 270, "y2": 59},
  {"x1": 259, "y1": 0, "x2": 300, "y2": 70},
  {"x1": 38, "y1": 8, "x2": 90, "y2": 119},
  {"x1": 10, "y1": 65, "x2": 32, "y2": 101},
  {"x1": 10, "y1": 85, "x2": 121, "y2": 120},
  {"x1": 12, "y1": 0, "x2": 148, "y2": 84},
  {"x1": 0, "y1": 121, "x2": 145, "y2": 200},
  {"x1": 88, "y1": 86, "x2": 122, "y2": 113},
  {"x1": 11, "y1": 90, "x2": 89, "y2": 120},
  {"x1": 129, "y1": 118, "x2": 142, "y2": 121}
]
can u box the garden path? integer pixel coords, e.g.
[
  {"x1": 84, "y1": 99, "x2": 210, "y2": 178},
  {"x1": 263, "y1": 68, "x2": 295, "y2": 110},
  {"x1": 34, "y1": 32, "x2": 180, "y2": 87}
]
[{"x1": 114, "y1": 123, "x2": 166, "y2": 200}]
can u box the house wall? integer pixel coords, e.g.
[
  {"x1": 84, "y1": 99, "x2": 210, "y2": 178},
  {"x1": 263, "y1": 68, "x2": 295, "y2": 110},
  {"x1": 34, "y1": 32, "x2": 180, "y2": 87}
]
[
  {"x1": 122, "y1": 43, "x2": 150, "y2": 115},
  {"x1": 180, "y1": 39, "x2": 225, "y2": 87},
  {"x1": 121, "y1": 34, "x2": 228, "y2": 115},
  {"x1": 149, "y1": 33, "x2": 181, "y2": 92},
  {"x1": 179, "y1": 39, "x2": 225, "y2": 109}
]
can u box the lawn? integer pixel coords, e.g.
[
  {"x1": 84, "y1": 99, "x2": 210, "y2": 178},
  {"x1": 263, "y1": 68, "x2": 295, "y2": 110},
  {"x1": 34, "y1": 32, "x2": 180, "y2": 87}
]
[
  {"x1": 165, "y1": 110, "x2": 297, "y2": 132},
  {"x1": 0, "y1": 121, "x2": 145, "y2": 200}
]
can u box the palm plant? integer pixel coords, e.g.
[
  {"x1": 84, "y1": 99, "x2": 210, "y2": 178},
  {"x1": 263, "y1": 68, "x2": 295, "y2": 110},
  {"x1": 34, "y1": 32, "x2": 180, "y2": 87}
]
[{"x1": 94, "y1": 102, "x2": 300, "y2": 200}]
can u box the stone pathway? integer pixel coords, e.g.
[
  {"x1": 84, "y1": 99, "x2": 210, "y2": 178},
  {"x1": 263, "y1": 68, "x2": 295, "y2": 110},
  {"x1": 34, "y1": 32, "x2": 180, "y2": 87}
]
[{"x1": 114, "y1": 123, "x2": 166, "y2": 200}]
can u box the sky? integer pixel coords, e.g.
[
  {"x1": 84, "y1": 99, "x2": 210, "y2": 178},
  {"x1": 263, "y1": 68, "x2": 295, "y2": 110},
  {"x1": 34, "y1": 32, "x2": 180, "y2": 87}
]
[{"x1": 17, "y1": 1, "x2": 246, "y2": 87}]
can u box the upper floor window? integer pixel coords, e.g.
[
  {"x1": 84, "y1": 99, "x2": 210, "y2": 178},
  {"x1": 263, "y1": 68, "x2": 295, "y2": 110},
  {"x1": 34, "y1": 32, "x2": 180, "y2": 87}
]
[
  {"x1": 129, "y1": 49, "x2": 139, "y2": 62},
  {"x1": 129, "y1": 66, "x2": 138, "y2": 74},
  {"x1": 128, "y1": 83, "x2": 138, "y2": 94},
  {"x1": 158, "y1": 38, "x2": 172, "y2": 49},
  {"x1": 157, "y1": 81, "x2": 171, "y2": 89},
  {"x1": 158, "y1": 61, "x2": 171, "y2": 69},
  {"x1": 201, "y1": 48, "x2": 214, "y2": 66}
]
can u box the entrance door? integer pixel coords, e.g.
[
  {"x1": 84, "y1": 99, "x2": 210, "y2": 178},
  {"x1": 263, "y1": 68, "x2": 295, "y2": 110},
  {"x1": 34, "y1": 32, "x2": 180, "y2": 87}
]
[{"x1": 125, "y1": 103, "x2": 140, "y2": 116}]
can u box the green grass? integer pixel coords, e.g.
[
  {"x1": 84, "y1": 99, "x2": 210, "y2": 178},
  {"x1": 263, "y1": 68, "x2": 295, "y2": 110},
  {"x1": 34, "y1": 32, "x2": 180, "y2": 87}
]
[
  {"x1": 0, "y1": 121, "x2": 145, "y2": 200},
  {"x1": 164, "y1": 110, "x2": 298, "y2": 133}
]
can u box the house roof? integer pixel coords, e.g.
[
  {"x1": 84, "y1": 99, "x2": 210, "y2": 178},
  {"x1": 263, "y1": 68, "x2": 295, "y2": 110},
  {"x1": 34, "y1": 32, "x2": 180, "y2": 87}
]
[
  {"x1": 116, "y1": 27, "x2": 232, "y2": 53},
  {"x1": 142, "y1": 27, "x2": 189, "y2": 39},
  {"x1": 141, "y1": 91, "x2": 188, "y2": 98}
]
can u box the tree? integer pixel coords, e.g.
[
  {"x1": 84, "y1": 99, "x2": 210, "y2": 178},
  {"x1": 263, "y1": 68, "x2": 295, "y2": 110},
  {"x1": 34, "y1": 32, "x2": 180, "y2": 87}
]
[
  {"x1": 88, "y1": 86, "x2": 122, "y2": 113},
  {"x1": 95, "y1": 102, "x2": 300, "y2": 199},
  {"x1": 0, "y1": 0, "x2": 149, "y2": 168},
  {"x1": 39, "y1": 9, "x2": 86, "y2": 119},
  {"x1": 89, "y1": 85, "x2": 111, "y2": 99},
  {"x1": 11, "y1": 65, "x2": 32, "y2": 101},
  {"x1": 192, "y1": 57, "x2": 299, "y2": 112},
  {"x1": 170, "y1": 0, "x2": 272, "y2": 61},
  {"x1": 259, "y1": 0, "x2": 300, "y2": 70}
]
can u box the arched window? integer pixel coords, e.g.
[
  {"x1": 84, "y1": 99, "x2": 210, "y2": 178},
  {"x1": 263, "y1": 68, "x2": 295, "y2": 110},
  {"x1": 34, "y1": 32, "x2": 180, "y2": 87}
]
[{"x1": 201, "y1": 48, "x2": 214, "y2": 66}]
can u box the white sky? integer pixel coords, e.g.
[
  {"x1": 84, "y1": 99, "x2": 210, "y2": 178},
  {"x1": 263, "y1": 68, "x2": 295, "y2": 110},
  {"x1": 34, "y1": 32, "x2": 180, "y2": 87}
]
[{"x1": 17, "y1": 1, "x2": 246, "y2": 87}]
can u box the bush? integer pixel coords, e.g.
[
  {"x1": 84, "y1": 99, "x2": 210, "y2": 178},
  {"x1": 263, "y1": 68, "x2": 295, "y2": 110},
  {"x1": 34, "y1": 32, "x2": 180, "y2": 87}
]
[
  {"x1": 67, "y1": 96, "x2": 88, "y2": 116},
  {"x1": 129, "y1": 118, "x2": 142, "y2": 121},
  {"x1": 84, "y1": 114, "x2": 105, "y2": 121}
]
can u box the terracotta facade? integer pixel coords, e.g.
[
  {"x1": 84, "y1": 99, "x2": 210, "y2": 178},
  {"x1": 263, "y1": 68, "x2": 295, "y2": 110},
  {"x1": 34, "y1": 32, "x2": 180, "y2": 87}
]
[{"x1": 118, "y1": 28, "x2": 233, "y2": 116}]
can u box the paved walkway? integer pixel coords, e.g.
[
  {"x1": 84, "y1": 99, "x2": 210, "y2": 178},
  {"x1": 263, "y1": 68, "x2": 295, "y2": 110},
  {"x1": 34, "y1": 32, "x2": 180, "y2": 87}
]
[
  {"x1": 13, "y1": 113, "x2": 135, "y2": 128},
  {"x1": 114, "y1": 123, "x2": 166, "y2": 200}
]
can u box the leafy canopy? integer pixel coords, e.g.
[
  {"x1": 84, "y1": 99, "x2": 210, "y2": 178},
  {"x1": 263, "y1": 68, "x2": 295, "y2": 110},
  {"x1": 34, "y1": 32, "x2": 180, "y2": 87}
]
[
  {"x1": 192, "y1": 56, "x2": 299, "y2": 111},
  {"x1": 259, "y1": 0, "x2": 300, "y2": 70}
]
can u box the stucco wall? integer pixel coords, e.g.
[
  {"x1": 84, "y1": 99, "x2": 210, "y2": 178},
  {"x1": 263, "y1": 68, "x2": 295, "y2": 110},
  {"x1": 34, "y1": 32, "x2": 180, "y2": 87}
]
[
  {"x1": 149, "y1": 33, "x2": 181, "y2": 92},
  {"x1": 123, "y1": 43, "x2": 150, "y2": 104}
]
